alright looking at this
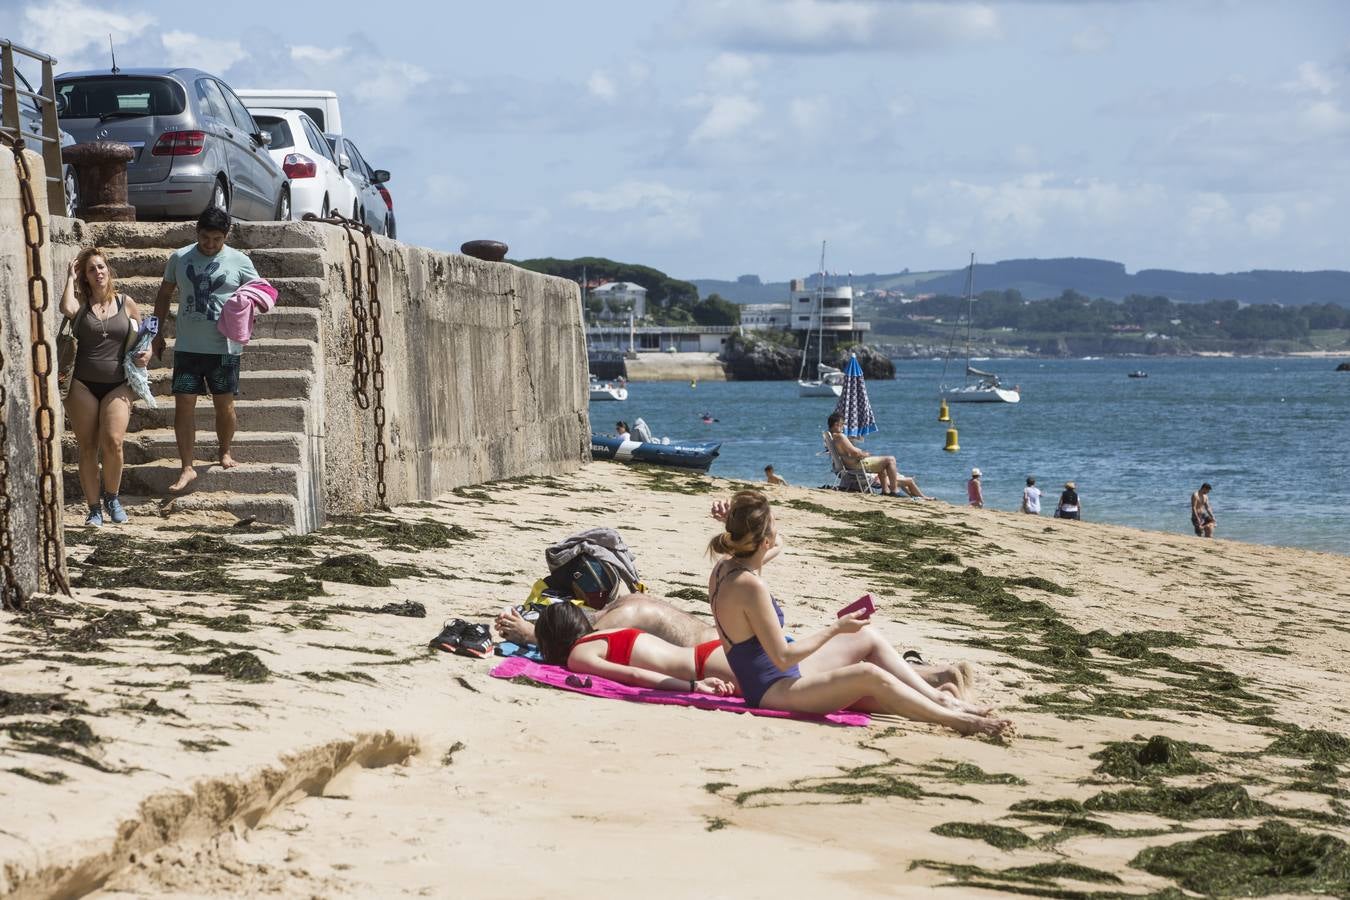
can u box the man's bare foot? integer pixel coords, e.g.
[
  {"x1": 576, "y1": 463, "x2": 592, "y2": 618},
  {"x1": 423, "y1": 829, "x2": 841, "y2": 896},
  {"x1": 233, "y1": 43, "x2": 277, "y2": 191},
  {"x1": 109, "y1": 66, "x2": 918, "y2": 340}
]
[
  {"x1": 169, "y1": 467, "x2": 197, "y2": 492},
  {"x1": 494, "y1": 608, "x2": 535, "y2": 644},
  {"x1": 219, "y1": 453, "x2": 239, "y2": 470},
  {"x1": 957, "y1": 661, "x2": 976, "y2": 691}
]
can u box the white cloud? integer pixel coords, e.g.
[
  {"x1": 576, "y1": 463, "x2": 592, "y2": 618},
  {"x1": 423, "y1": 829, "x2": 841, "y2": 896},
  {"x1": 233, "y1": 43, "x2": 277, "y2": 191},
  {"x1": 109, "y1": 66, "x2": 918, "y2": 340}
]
[
  {"x1": 349, "y1": 62, "x2": 431, "y2": 105},
  {"x1": 1245, "y1": 205, "x2": 1284, "y2": 238},
  {"x1": 161, "y1": 31, "x2": 247, "y2": 75},
  {"x1": 1298, "y1": 99, "x2": 1350, "y2": 134},
  {"x1": 689, "y1": 94, "x2": 762, "y2": 142},
  {"x1": 568, "y1": 181, "x2": 703, "y2": 242},
  {"x1": 587, "y1": 70, "x2": 617, "y2": 102},
  {"x1": 706, "y1": 52, "x2": 757, "y2": 85},
  {"x1": 788, "y1": 96, "x2": 826, "y2": 130},
  {"x1": 1069, "y1": 25, "x2": 1111, "y2": 55},
  {"x1": 678, "y1": 0, "x2": 999, "y2": 54},
  {"x1": 1184, "y1": 193, "x2": 1233, "y2": 235},
  {"x1": 1287, "y1": 61, "x2": 1335, "y2": 96},
  {"x1": 20, "y1": 0, "x2": 154, "y2": 69},
  {"x1": 291, "y1": 45, "x2": 350, "y2": 65}
]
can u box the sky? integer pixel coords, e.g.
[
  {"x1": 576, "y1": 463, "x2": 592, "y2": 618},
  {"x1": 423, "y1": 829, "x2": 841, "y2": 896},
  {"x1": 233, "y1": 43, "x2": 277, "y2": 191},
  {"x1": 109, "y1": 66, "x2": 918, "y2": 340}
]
[{"x1": 8, "y1": 0, "x2": 1350, "y2": 281}]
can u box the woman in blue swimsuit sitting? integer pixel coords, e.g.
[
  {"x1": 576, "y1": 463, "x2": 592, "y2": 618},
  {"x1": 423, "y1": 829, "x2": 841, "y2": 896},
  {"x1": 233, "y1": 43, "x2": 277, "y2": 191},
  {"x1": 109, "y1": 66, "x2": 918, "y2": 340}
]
[{"x1": 707, "y1": 491, "x2": 1014, "y2": 738}]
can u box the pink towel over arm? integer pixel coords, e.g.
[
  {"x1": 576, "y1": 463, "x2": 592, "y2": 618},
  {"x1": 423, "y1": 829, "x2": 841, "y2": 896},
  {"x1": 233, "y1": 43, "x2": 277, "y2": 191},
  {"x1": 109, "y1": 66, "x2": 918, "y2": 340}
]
[{"x1": 217, "y1": 278, "x2": 278, "y2": 345}]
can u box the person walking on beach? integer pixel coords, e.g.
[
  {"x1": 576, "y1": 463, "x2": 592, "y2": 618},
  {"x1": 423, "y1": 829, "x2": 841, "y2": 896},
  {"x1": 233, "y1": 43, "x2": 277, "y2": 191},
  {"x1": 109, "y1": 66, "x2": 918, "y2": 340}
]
[
  {"x1": 1021, "y1": 477, "x2": 1041, "y2": 515},
  {"x1": 764, "y1": 465, "x2": 787, "y2": 486},
  {"x1": 151, "y1": 208, "x2": 259, "y2": 492},
  {"x1": 60, "y1": 247, "x2": 152, "y2": 525},
  {"x1": 1191, "y1": 483, "x2": 1216, "y2": 537},
  {"x1": 705, "y1": 490, "x2": 1012, "y2": 736},
  {"x1": 967, "y1": 468, "x2": 984, "y2": 508},
  {"x1": 1055, "y1": 482, "x2": 1081, "y2": 520}
]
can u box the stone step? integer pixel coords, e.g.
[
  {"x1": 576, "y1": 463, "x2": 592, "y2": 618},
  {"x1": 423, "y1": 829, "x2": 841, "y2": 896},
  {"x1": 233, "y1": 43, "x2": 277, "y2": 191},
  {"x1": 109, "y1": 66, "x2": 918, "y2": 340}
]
[
  {"x1": 63, "y1": 429, "x2": 305, "y2": 466},
  {"x1": 111, "y1": 247, "x2": 327, "y2": 279},
  {"x1": 154, "y1": 338, "x2": 317, "y2": 371},
  {"x1": 129, "y1": 398, "x2": 307, "y2": 434},
  {"x1": 121, "y1": 461, "x2": 302, "y2": 496},
  {"x1": 152, "y1": 308, "x2": 320, "y2": 342},
  {"x1": 146, "y1": 368, "x2": 315, "y2": 400},
  {"x1": 64, "y1": 491, "x2": 302, "y2": 529},
  {"x1": 115, "y1": 275, "x2": 326, "y2": 309},
  {"x1": 84, "y1": 221, "x2": 328, "y2": 251}
]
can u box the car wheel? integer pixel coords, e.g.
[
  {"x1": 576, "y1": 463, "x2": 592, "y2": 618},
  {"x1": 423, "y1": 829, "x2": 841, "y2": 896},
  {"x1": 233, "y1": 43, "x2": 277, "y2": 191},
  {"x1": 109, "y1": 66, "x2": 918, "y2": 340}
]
[
  {"x1": 63, "y1": 167, "x2": 79, "y2": 218},
  {"x1": 353, "y1": 202, "x2": 360, "y2": 223},
  {"x1": 320, "y1": 195, "x2": 330, "y2": 218},
  {"x1": 210, "y1": 178, "x2": 230, "y2": 216},
  {"x1": 386, "y1": 215, "x2": 396, "y2": 241},
  {"x1": 275, "y1": 187, "x2": 291, "y2": 221}
]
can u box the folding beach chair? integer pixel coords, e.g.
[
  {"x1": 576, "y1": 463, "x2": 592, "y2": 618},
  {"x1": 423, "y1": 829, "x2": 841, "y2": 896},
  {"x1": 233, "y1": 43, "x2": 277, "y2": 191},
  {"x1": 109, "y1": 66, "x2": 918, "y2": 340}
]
[{"x1": 822, "y1": 432, "x2": 880, "y2": 494}]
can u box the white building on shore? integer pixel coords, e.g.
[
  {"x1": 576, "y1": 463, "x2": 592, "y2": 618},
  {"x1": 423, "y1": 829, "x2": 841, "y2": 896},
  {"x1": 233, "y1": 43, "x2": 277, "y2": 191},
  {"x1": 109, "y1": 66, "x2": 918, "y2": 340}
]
[{"x1": 592, "y1": 281, "x2": 648, "y2": 320}]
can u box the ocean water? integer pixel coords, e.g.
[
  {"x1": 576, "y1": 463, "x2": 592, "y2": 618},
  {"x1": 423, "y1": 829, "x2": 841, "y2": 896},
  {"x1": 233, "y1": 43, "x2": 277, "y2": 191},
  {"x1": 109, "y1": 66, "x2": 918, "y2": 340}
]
[{"x1": 592, "y1": 357, "x2": 1350, "y2": 555}]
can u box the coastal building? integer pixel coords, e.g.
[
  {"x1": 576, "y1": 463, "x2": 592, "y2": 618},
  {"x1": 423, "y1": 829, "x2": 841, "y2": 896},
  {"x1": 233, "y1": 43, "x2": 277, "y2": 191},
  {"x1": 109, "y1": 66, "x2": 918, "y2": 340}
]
[
  {"x1": 587, "y1": 323, "x2": 735, "y2": 354},
  {"x1": 591, "y1": 281, "x2": 648, "y2": 320},
  {"x1": 740, "y1": 303, "x2": 791, "y2": 331},
  {"x1": 786, "y1": 278, "x2": 871, "y2": 368}
]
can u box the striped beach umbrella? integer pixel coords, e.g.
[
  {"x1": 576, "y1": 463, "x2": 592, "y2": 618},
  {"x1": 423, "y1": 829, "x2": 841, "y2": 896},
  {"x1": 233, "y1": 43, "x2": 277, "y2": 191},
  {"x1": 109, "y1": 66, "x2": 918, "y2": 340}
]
[{"x1": 833, "y1": 354, "x2": 878, "y2": 437}]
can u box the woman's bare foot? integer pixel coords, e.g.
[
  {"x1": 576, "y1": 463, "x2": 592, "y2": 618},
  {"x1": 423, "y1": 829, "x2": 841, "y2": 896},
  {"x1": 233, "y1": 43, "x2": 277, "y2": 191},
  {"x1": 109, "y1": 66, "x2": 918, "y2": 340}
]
[
  {"x1": 168, "y1": 467, "x2": 197, "y2": 492},
  {"x1": 954, "y1": 715, "x2": 1015, "y2": 739},
  {"x1": 219, "y1": 453, "x2": 239, "y2": 470},
  {"x1": 494, "y1": 608, "x2": 535, "y2": 644}
]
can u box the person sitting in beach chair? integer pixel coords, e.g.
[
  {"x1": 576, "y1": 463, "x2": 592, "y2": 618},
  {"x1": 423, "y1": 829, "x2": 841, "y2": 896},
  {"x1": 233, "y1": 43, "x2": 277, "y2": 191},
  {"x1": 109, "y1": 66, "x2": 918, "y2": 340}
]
[
  {"x1": 535, "y1": 601, "x2": 738, "y2": 696},
  {"x1": 826, "y1": 414, "x2": 932, "y2": 499},
  {"x1": 706, "y1": 491, "x2": 1013, "y2": 737}
]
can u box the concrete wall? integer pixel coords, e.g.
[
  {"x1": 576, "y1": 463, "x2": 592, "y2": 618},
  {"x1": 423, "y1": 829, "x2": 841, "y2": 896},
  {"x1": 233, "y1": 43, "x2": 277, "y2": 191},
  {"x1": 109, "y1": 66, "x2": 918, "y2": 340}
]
[
  {"x1": 316, "y1": 228, "x2": 590, "y2": 512},
  {"x1": 0, "y1": 148, "x2": 67, "y2": 596}
]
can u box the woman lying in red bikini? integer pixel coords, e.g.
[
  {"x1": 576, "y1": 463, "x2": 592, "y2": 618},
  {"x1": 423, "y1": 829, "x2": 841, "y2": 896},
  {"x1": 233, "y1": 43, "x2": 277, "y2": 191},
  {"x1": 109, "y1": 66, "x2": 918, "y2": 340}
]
[{"x1": 535, "y1": 602, "x2": 738, "y2": 696}]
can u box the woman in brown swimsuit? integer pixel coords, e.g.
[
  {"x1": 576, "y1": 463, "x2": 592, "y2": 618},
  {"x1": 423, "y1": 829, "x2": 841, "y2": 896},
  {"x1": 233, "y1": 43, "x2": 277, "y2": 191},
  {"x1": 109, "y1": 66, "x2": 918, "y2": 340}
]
[{"x1": 59, "y1": 247, "x2": 151, "y2": 526}]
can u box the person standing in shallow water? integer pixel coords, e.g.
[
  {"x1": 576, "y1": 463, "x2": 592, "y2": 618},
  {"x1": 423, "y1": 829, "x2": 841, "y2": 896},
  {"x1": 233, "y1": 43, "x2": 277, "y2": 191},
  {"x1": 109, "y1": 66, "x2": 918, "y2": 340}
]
[
  {"x1": 1191, "y1": 483, "x2": 1216, "y2": 537},
  {"x1": 152, "y1": 208, "x2": 259, "y2": 492},
  {"x1": 968, "y1": 468, "x2": 984, "y2": 508}
]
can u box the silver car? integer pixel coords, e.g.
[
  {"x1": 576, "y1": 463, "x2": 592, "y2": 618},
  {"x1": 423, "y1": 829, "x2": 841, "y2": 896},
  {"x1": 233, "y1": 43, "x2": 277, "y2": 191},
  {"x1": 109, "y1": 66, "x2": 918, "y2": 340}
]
[
  {"x1": 54, "y1": 67, "x2": 290, "y2": 220},
  {"x1": 325, "y1": 133, "x2": 391, "y2": 235}
]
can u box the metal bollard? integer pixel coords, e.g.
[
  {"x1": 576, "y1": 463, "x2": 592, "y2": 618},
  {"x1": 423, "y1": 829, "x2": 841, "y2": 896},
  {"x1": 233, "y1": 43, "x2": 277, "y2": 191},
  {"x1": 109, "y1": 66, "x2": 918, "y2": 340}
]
[
  {"x1": 62, "y1": 141, "x2": 136, "y2": 221},
  {"x1": 460, "y1": 239, "x2": 508, "y2": 262}
]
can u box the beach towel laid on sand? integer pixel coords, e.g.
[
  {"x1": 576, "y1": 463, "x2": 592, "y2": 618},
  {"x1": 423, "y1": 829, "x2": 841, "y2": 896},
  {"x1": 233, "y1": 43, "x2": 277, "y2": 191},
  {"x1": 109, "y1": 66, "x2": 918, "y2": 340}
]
[{"x1": 490, "y1": 657, "x2": 869, "y2": 727}]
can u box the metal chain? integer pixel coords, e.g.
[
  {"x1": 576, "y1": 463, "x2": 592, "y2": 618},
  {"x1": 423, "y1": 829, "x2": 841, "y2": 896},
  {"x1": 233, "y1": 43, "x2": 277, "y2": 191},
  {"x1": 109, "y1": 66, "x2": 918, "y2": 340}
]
[
  {"x1": 361, "y1": 227, "x2": 389, "y2": 509},
  {"x1": 299, "y1": 212, "x2": 388, "y2": 509},
  {"x1": 0, "y1": 213, "x2": 20, "y2": 610},
  {"x1": 3, "y1": 134, "x2": 69, "y2": 597}
]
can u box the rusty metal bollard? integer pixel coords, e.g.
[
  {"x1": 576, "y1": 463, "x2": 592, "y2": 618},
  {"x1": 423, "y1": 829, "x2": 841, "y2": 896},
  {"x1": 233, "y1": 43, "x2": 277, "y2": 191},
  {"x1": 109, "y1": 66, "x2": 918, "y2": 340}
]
[
  {"x1": 63, "y1": 141, "x2": 136, "y2": 221},
  {"x1": 460, "y1": 240, "x2": 508, "y2": 262}
]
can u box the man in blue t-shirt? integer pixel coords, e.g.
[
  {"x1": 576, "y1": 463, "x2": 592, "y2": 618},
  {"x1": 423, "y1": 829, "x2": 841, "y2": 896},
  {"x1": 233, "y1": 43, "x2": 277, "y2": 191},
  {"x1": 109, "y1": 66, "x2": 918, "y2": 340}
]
[{"x1": 152, "y1": 207, "x2": 259, "y2": 492}]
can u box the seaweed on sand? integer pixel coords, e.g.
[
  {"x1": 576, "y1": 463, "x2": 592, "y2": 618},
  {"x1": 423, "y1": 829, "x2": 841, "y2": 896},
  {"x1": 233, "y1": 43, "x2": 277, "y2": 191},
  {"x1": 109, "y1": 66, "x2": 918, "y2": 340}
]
[
  {"x1": 910, "y1": 859, "x2": 1124, "y2": 894},
  {"x1": 666, "y1": 587, "x2": 708, "y2": 603},
  {"x1": 915, "y1": 759, "x2": 1028, "y2": 786},
  {"x1": 0, "y1": 690, "x2": 85, "y2": 718},
  {"x1": 325, "y1": 516, "x2": 479, "y2": 551},
  {"x1": 308, "y1": 553, "x2": 416, "y2": 587},
  {"x1": 931, "y1": 821, "x2": 1035, "y2": 849},
  {"x1": 1084, "y1": 782, "x2": 1275, "y2": 821},
  {"x1": 1264, "y1": 727, "x2": 1350, "y2": 763},
  {"x1": 1, "y1": 717, "x2": 114, "y2": 772},
  {"x1": 1091, "y1": 735, "x2": 1215, "y2": 780},
  {"x1": 189, "y1": 652, "x2": 270, "y2": 683},
  {"x1": 1131, "y1": 820, "x2": 1350, "y2": 897}
]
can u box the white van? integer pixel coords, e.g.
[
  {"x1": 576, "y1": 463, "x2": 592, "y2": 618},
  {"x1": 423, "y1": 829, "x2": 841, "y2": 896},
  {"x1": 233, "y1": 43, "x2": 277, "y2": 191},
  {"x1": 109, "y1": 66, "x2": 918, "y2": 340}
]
[{"x1": 234, "y1": 88, "x2": 343, "y2": 135}]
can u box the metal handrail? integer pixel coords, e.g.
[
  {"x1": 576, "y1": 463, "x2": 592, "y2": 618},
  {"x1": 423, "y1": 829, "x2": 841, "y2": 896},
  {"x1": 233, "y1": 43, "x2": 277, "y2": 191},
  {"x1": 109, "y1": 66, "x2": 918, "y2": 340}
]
[{"x1": 0, "y1": 38, "x2": 66, "y2": 216}]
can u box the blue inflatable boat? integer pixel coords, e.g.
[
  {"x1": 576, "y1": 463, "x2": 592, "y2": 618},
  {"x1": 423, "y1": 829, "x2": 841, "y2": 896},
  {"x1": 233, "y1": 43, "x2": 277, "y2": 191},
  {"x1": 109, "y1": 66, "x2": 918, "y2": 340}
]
[{"x1": 590, "y1": 434, "x2": 721, "y2": 472}]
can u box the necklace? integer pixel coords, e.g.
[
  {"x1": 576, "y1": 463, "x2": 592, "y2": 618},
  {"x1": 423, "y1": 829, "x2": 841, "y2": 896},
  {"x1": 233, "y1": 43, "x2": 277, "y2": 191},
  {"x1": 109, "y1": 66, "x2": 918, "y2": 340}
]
[{"x1": 89, "y1": 294, "x2": 114, "y2": 340}]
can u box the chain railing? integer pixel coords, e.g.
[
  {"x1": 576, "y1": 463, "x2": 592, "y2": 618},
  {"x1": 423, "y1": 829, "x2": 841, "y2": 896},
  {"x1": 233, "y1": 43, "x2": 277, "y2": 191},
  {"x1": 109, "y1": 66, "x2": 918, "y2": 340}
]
[
  {"x1": 302, "y1": 212, "x2": 389, "y2": 508},
  {"x1": 2, "y1": 131, "x2": 70, "y2": 597}
]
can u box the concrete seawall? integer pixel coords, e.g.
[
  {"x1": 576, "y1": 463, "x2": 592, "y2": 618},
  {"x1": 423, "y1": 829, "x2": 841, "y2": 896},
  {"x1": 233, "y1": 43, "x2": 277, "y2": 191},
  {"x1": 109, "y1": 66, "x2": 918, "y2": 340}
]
[{"x1": 17, "y1": 189, "x2": 588, "y2": 533}]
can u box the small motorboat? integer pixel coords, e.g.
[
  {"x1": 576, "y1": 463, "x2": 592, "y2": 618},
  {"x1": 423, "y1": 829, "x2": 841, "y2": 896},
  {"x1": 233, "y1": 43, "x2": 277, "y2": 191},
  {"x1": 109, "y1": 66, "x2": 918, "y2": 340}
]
[
  {"x1": 590, "y1": 434, "x2": 721, "y2": 472},
  {"x1": 1128, "y1": 371, "x2": 1148, "y2": 379},
  {"x1": 589, "y1": 375, "x2": 628, "y2": 401}
]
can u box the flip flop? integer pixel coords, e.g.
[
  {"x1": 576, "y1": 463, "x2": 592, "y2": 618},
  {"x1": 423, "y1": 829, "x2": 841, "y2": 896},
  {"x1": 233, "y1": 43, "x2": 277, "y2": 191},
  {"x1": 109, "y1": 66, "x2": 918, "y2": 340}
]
[{"x1": 429, "y1": 619, "x2": 469, "y2": 653}]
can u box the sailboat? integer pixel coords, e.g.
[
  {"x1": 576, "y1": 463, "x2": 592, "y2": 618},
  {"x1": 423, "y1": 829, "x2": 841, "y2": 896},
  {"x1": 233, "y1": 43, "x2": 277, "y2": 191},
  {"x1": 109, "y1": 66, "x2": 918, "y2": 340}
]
[
  {"x1": 939, "y1": 253, "x2": 1020, "y2": 404},
  {"x1": 798, "y1": 242, "x2": 845, "y2": 398}
]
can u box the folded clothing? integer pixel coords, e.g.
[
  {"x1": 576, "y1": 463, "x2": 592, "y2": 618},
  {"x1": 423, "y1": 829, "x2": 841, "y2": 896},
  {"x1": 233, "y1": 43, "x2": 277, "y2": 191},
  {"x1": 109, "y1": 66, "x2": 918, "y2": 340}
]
[{"x1": 490, "y1": 657, "x2": 869, "y2": 727}]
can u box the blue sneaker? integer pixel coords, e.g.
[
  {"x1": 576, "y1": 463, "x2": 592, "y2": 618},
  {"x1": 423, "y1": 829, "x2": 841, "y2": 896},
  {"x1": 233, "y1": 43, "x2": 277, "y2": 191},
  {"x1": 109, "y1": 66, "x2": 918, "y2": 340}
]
[
  {"x1": 102, "y1": 492, "x2": 128, "y2": 524},
  {"x1": 84, "y1": 505, "x2": 103, "y2": 527}
]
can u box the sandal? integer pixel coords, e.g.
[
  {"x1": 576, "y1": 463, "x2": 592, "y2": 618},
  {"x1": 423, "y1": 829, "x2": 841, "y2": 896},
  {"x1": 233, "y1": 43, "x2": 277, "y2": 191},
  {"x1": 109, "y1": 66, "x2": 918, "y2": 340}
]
[
  {"x1": 902, "y1": 649, "x2": 927, "y2": 666},
  {"x1": 429, "y1": 619, "x2": 469, "y2": 653}
]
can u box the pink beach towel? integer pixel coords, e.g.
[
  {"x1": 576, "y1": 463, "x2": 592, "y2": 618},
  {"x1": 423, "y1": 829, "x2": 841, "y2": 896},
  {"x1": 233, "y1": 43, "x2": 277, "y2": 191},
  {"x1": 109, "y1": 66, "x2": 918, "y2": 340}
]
[
  {"x1": 217, "y1": 278, "x2": 279, "y2": 345},
  {"x1": 490, "y1": 657, "x2": 870, "y2": 727}
]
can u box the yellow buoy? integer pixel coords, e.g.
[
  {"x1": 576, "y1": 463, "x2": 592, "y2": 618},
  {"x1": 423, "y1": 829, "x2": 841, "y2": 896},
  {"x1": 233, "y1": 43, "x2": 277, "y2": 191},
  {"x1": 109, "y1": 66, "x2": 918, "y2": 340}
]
[
  {"x1": 943, "y1": 426, "x2": 960, "y2": 453},
  {"x1": 938, "y1": 399, "x2": 950, "y2": 422},
  {"x1": 690, "y1": 379, "x2": 697, "y2": 388}
]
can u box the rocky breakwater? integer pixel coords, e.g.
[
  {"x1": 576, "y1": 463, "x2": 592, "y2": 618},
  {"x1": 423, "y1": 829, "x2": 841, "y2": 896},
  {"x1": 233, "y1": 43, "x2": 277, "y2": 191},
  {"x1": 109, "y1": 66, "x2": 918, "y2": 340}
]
[{"x1": 721, "y1": 333, "x2": 898, "y2": 380}]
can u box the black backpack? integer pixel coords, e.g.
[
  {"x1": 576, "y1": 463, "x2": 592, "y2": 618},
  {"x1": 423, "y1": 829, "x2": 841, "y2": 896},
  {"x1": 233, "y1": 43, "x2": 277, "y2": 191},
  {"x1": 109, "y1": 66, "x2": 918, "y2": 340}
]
[{"x1": 544, "y1": 555, "x2": 624, "y2": 610}]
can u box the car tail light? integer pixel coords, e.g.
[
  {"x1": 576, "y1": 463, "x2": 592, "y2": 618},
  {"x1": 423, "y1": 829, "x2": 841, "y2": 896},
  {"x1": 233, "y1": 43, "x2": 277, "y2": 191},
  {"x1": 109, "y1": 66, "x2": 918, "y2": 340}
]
[
  {"x1": 282, "y1": 153, "x2": 317, "y2": 178},
  {"x1": 152, "y1": 131, "x2": 206, "y2": 156},
  {"x1": 377, "y1": 185, "x2": 393, "y2": 210}
]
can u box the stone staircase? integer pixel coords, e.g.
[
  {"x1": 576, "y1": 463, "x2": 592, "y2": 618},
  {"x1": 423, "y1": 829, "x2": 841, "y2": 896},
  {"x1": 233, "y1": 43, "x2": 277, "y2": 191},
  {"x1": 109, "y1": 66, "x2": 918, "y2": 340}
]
[{"x1": 62, "y1": 222, "x2": 329, "y2": 532}]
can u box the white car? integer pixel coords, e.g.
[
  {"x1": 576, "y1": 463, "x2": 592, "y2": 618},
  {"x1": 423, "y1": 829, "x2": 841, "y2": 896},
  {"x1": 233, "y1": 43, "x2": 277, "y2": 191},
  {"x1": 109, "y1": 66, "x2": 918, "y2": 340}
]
[{"x1": 246, "y1": 107, "x2": 355, "y2": 220}]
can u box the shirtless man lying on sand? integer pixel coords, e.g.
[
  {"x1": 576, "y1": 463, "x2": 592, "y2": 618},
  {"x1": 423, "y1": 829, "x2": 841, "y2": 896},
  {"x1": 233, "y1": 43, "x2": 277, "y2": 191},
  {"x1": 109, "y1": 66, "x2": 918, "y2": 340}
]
[{"x1": 495, "y1": 593, "x2": 974, "y2": 698}]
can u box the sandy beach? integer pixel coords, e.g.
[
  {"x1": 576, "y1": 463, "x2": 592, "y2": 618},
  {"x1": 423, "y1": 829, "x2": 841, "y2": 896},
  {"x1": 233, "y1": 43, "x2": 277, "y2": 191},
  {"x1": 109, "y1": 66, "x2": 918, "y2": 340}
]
[{"x1": 3, "y1": 462, "x2": 1349, "y2": 898}]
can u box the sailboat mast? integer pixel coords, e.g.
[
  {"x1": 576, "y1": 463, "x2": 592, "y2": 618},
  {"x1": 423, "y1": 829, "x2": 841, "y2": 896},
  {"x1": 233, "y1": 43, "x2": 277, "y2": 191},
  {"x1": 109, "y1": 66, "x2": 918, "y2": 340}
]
[
  {"x1": 963, "y1": 251, "x2": 974, "y2": 382},
  {"x1": 816, "y1": 241, "x2": 826, "y2": 375}
]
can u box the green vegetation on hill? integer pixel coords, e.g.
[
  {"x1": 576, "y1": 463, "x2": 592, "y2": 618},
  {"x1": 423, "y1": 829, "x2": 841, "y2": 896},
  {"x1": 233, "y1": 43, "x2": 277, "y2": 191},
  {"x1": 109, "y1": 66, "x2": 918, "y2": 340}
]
[{"x1": 515, "y1": 256, "x2": 739, "y2": 325}]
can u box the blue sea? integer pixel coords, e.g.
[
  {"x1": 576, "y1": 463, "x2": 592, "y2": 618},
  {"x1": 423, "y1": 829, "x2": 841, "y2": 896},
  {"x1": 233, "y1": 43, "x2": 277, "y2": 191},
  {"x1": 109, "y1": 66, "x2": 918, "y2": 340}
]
[{"x1": 593, "y1": 357, "x2": 1350, "y2": 555}]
